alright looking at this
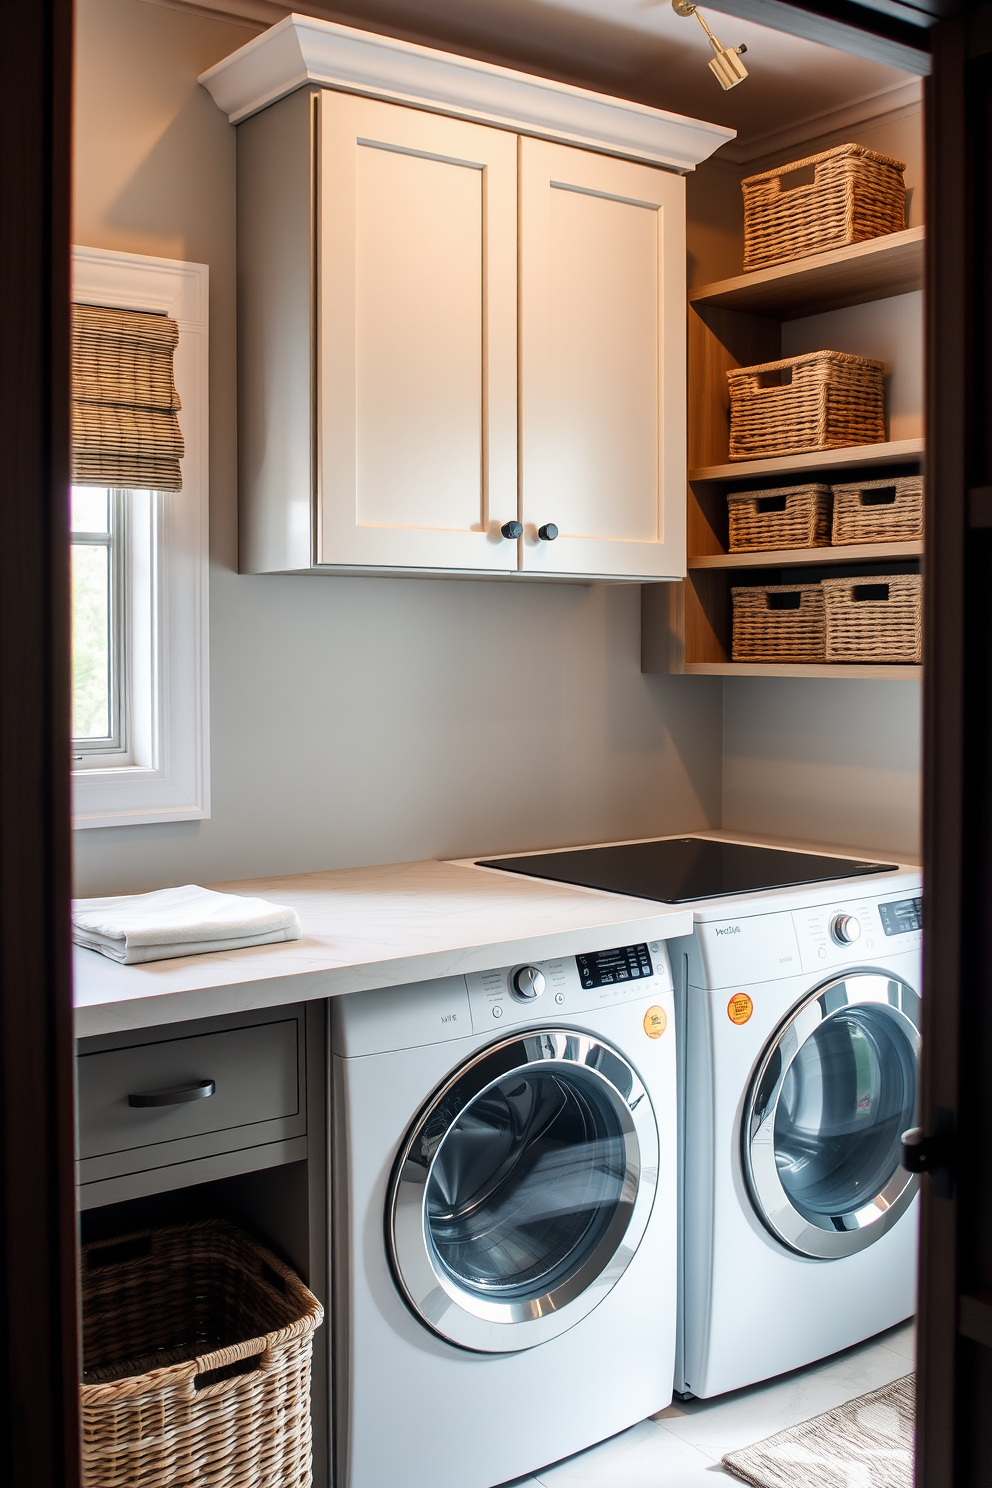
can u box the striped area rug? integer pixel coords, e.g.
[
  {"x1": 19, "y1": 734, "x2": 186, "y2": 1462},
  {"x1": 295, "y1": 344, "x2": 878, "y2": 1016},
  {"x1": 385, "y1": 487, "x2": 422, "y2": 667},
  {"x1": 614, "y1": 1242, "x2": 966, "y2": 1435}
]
[{"x1": 722, "y1": 1374, "x2": 914, "y2": 1488}]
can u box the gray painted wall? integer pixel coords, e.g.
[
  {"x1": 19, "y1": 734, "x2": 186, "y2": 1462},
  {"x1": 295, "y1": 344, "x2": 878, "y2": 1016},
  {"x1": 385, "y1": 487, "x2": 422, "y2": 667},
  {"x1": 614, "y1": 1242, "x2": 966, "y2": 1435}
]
[
  {"x1": 71, "y1": 0, "x2": 723, "y2": 895},
  {"x1": 722, "y1": 678, "x2": 922, "y2": 858}
]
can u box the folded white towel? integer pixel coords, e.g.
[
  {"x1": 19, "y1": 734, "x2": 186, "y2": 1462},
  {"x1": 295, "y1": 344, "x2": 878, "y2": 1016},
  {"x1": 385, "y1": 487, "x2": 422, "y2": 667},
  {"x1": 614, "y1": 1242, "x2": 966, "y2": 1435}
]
[{"x1": 72, "y1": 884, "x2": 303, "y2": 965}]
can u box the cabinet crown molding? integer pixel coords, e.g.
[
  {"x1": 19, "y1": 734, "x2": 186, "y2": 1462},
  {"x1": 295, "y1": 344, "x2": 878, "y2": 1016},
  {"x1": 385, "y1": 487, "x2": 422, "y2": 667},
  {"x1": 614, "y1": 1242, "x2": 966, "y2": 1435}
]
[{"x1": 199, "y1": 12, "x2": 735, "y2": 171}]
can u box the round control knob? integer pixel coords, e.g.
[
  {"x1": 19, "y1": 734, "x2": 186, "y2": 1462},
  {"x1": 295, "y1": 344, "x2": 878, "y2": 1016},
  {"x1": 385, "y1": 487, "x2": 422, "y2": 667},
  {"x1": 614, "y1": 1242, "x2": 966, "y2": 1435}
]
[
  {"x1": 537, "y1": 523, "x2": 559, "y2": 541},
  {"x1": 500, "y1": 520, "x2": 523, "y2": 540},
  {"x1": 831, "y1": 914, "x2": 862, "y2": 946},
  {"x1": 511, "y1": 966, "x2": 546, "y2": 1001}
]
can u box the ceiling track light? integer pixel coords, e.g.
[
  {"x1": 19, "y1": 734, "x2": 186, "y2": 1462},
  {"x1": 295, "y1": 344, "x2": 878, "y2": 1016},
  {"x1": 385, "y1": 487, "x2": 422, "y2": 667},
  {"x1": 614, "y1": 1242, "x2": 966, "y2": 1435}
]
[{"x1": 672, "y1": 1, "x2": 749, "y2": 91}]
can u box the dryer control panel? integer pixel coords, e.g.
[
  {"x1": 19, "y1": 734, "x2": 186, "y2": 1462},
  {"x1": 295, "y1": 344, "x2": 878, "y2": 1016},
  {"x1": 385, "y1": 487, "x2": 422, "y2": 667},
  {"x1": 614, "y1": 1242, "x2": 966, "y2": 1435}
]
[
  {"x1": 792, "y1": 891, "x2": 922, "y2": 974},
  {"x1": 465, "y1": 941, "x2": 671, "y2": 1034}
]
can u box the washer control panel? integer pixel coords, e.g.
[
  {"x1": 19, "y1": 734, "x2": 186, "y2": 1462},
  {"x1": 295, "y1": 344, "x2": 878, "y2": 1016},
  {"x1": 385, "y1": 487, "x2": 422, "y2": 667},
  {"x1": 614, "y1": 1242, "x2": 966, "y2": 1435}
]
[
  {"x1": 792, "y1": 889, "x2": 921, "y2": 973},
  {"x1": 465, "y1": 940, "x2": 671, "y2": 1033}
]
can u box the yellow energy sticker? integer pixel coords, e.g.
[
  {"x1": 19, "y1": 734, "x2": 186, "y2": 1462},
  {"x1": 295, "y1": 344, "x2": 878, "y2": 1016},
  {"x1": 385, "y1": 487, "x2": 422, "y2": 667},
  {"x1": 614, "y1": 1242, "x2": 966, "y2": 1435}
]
[
  {"x1": 728, "y1": 993, "x2": 753, "y2": 1025},
  {"x1": 643, "y1": 1005, "x2": 667, "y2": 1039}
]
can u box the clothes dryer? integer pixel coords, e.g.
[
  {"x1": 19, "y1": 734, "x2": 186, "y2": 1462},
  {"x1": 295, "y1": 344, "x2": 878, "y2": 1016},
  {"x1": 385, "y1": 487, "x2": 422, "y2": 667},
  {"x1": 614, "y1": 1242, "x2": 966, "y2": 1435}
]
[
  {"x1": 669, "y1": 868, "x2": 922, "y2": 1398},
  {"x1": 330, "y1": 940, "x2": 678, "y2": 1488}
]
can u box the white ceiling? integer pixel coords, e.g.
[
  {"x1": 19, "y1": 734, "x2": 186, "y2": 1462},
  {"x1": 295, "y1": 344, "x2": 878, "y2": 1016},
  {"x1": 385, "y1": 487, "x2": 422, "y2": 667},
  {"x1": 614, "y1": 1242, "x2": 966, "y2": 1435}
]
[{"x1": 178, "y1": 0, "x2": 921, "y2": 159}]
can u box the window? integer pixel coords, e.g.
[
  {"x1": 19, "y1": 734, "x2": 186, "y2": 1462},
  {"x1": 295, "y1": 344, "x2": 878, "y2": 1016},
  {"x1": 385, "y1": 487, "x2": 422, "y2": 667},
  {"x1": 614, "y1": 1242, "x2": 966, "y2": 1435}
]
[
  {"x1": 71, "y1": 488, "x2": 128, "y2": 764},
  {"x1": 71, "y1": 246, "x2": 210, "y2": 829}
]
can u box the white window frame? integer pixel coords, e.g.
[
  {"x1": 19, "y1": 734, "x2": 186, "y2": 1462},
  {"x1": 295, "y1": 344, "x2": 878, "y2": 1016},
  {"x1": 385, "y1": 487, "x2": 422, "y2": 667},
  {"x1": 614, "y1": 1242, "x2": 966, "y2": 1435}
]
[{"x1": 71, "y1": 246, "x2": 210, "y2": 829}]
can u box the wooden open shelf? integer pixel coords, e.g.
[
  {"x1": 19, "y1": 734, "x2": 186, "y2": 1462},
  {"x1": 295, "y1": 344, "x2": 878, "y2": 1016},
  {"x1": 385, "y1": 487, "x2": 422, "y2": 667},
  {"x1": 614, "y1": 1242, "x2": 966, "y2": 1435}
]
[
  {"x1": 685, "y1": 661, "x2": 923, "y2": 680},
  {"x1": 689, "y1": 539, "x2": 923, "y2": 571},
  {"x1": 690, "y1": 438, "x2": 925, "y2": 485},
  {"x1": 642, "y1": 224, "x2": 927, "y2": 680},
  {"x1": 689, "y1": 227, "x2": 924, "y2": 319}
]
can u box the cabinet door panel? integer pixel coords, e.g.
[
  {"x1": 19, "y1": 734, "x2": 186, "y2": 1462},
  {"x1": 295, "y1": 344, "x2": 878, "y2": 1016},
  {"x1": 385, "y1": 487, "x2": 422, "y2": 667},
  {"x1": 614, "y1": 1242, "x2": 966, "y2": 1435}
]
[
  {"x1": 520, "y1": 139, "x2": 686, "y2": 578},
  {"x1": 319, "y1": 94, "x2": 518, "y2": 571}
]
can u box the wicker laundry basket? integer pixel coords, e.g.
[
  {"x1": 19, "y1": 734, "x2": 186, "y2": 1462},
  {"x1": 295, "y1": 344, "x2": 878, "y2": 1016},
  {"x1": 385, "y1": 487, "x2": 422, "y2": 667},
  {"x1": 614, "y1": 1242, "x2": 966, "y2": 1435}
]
[
  {"x1": 831, "y1": 475, "x2": 924, "y2": 545},
  {"x1": 80, "y1": 1220, "x2": 323, "y2": 1488},
  {"x1": 742, "y1": 144, "x2": 906, "y2": 272},
  {"x1": 822, "y1": 573, "x2": 922, "y2": 663},
  {"x1": 727, "y1": 483, "x2": 832, "y2": 552},
  {"x1": 727, "y1": 351, "x2": 885, "y2": 462},
  {"x1": 731, "y1": 583, "x2": 826, "y2": 664}
]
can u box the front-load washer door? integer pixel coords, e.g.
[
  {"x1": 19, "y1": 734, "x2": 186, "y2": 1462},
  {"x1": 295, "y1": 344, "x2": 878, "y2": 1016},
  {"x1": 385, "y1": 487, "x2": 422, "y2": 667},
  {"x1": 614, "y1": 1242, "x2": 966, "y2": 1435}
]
[
  {"x1": 743, "y1": 972, "x2": 920, "y2": 1260},
  {"x1": 388, "y1": 1028, "x2": 659, "y2": 1353}
]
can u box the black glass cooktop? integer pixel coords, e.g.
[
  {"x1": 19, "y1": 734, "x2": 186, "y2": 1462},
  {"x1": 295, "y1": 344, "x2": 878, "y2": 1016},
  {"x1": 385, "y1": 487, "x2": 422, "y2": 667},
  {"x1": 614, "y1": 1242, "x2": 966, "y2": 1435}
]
[{"x1": 477, "y1": 837, "x2": 895, "y2": 904}]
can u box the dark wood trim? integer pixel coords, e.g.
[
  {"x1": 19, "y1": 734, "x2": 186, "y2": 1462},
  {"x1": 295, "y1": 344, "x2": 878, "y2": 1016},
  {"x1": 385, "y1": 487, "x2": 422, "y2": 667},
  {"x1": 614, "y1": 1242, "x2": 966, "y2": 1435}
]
[
  {"x1": 916, "y1": 13, "x2": 969, "y2": 1486},
  {"x1": 0, "y1": 2, "x2": 79, "y2": 1485}
]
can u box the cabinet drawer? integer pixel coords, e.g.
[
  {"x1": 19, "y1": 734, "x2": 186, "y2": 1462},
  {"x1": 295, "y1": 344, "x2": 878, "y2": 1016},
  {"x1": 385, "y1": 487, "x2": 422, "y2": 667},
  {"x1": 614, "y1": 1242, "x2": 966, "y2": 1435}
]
[{"x1": 77, "y1": 1017, "x2": 301, "y2": 1163}]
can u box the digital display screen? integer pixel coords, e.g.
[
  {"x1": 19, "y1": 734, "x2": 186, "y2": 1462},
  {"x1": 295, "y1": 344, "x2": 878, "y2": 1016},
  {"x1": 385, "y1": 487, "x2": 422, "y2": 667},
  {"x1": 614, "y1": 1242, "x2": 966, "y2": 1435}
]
[
  {"x1": 575, "y1": 943, "x2": 653, "y2": 990},
  {"x1": 879, "y1": 897, "x2": 922, "y2": 936}
]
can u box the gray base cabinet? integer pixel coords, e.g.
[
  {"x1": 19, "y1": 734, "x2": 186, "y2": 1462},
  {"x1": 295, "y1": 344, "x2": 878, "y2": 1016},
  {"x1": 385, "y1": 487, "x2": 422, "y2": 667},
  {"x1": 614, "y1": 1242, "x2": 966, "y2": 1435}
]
[{"x1": 76, "y1": 1005, "x2": 307, "y2": 1209}]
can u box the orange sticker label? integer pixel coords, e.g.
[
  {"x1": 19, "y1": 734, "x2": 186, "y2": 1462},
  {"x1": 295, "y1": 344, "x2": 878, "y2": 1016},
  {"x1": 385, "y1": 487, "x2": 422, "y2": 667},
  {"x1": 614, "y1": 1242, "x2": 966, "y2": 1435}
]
[
  {"x1": 643, "y1": 1005, "x2": 667, "y2": 1039},
  {"x1": 728, "y1": 993, "x2": 753, "y2": 1025}
]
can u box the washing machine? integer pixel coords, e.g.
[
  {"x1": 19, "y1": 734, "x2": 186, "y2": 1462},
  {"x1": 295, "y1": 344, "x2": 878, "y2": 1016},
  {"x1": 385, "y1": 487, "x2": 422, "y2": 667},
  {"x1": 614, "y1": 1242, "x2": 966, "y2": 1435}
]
[
  {"x1": 330, "y1": 939, "x2": 678, "y2": 1488},
  {"x1": 670, "y1": 865, "x2": 922, "y2": 1398}
]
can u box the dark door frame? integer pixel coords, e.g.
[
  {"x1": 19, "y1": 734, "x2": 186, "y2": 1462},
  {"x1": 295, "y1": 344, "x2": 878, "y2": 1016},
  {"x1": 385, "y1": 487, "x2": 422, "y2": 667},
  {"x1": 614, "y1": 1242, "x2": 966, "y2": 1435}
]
[
  {"x1": 0, "y1": 2, "x2": 80, "y2": 1486},
  {"x1": 2, "y1": 2, "x2": 987, "y2": 1486}
]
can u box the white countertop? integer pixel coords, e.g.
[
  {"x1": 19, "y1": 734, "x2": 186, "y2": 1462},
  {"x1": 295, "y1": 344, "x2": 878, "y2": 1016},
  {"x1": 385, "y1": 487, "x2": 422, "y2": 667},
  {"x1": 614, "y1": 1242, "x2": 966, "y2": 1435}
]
[{"x1": 74, "y1": 857, "x2": 692, "y2": 1038}]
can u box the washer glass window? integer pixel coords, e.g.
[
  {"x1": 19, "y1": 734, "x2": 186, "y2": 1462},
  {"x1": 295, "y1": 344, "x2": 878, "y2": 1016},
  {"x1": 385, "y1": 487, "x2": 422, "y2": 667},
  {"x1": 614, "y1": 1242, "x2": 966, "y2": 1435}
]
[
  {"x1": 426, "y1": 1064, "x2": 627, "y2": 1302},
  {"x1": 773, "y1": 1004, "x2": 917, "y2": 1220},
  {"x1": 744, "y1": 974, "x2": 920, "y2": 1260}
]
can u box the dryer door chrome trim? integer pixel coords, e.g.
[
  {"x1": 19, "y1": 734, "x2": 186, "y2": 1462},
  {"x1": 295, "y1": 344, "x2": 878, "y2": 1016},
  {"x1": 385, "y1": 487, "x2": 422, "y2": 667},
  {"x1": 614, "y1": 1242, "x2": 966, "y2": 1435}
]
[
  {"x1": 388, "y1": 1028, "x2": 659, "y2": 1352},
  {"x1": 743, "y1": 972, "x2": 920, "y2": 1260}
]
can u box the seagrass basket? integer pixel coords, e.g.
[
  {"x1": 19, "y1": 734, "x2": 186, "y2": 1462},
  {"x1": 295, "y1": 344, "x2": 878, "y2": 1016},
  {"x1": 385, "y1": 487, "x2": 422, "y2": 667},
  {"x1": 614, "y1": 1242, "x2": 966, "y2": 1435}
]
[
  {"x1": 727, "y1": 483, "x2": 832, "y2": 552},
  {"x1": 822, "y1": 573, "x2": 922, "y2": 663},
  {"x1": 80, "y1": 1220, "x2": 323, "y2": 1488},
  {"x1": 831, "y1": 475, "x2": 924, "y2": 545},
  {"x1": 727, "y1": 351, "x2": 885, "y2": 462},
  {"x1": 731, "y1": 583, "x2": 825, "y2": 664},
  {"x1": 742, "y1": 144, "x2": 906, "y2": 272}
]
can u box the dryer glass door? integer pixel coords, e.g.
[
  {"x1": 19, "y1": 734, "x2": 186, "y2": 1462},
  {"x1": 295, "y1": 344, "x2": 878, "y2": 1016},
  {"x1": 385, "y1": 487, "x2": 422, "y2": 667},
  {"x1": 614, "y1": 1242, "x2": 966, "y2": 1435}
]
[
  {"x1": 744, "y1": 973, "x2": 920, "y2": 1259},
  {"x1": 389, "y1": 1029, "x2": 659, "y2": 1352}
]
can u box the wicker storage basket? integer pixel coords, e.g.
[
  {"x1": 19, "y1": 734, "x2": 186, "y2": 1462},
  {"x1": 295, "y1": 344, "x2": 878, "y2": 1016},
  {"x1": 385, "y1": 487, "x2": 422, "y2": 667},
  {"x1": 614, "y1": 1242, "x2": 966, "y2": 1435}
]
[
  {"x1": 822, "y1": 573, "x2": 922, "y2": 662},
  {"x1": 742, "y1": 144, "x2": 906, "y2": 272},
  {"x1": 831, "y1": 475, "x2": 924, "y2": 545},
  {"x1": 80, "y1": 1221, "x2": 323, "y2": 1488},
  {"x1": 727, "y1": 483, "x2": 832, "y2": 552},
  {"x1": 731, "y1": 583, "x2": 825, "y2": 664},
  {"x1": 727, "y1": 351, "x2": 885, "y2": 462}
]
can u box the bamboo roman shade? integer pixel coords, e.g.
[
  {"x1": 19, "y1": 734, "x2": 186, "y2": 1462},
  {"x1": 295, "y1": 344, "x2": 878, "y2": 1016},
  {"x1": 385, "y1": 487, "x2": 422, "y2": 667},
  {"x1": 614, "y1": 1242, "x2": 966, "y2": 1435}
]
[{"x1": 72, "y1": 304, "x2": 185, "y2": 490}]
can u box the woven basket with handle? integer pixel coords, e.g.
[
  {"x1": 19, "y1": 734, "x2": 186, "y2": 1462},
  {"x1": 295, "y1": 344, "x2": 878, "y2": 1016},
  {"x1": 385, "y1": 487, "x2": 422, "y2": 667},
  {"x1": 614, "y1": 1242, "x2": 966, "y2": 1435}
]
[
  {"x1": 727, "y1": 351, "x2": 885, "y2": 462},
  {"x1": 79, "y1": 1220, "x2": 323, "y2": 1488},
  {"x1": 742, "y1": 144, "x2": 906, "y2": 272},
  {"x1": 822, "y1": 573, "x2": 922, "y2": 662},
  {"x1": 727, "y1": 483, "x2": 832, "y2": 552},
  {"x1": 731, "y1": 583, "x2": 825, "y2": 664},
  {"x1": 831, "y1": 475, "x2": 923, "y2": 545}
]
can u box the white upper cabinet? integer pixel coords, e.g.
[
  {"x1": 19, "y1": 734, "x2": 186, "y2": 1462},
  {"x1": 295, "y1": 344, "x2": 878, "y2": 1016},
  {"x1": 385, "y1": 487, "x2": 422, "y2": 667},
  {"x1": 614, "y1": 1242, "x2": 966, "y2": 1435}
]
[
  {"x1": 519, "y1": 139, "x2": 686, "y2": 578},
  {"x1": 202, "y1": 15, "x2": 732, "y2": 580}
]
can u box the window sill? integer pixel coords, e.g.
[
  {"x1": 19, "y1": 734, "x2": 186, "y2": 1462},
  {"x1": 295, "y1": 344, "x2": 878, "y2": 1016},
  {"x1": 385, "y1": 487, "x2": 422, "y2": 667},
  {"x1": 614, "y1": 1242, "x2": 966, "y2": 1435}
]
[{"x1": 72, "y1": 764, "x2": 209, "y2": 830}]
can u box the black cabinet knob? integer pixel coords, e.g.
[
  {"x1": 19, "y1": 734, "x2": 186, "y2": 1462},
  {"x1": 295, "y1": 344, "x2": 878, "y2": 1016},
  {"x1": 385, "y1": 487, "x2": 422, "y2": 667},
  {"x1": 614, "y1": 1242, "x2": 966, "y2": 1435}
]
[
  {"x1": 538, "y1": 523, "x2": 559, "y2": 541},
  {"x1": 500, "y1": 520, "x2": 523, "y2": 540}
]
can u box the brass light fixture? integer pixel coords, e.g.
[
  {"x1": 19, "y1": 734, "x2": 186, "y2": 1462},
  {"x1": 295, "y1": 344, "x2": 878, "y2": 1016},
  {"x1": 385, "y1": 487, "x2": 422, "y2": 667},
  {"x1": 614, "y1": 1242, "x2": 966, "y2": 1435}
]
[{"x1": 672, "y1": 0, "x2": 748, "y2": 90}]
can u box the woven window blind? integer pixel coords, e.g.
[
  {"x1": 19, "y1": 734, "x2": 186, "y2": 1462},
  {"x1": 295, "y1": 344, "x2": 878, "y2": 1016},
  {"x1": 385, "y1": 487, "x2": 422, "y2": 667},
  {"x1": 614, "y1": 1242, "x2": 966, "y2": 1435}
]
[{"x1": 72, "y1": 304, "x2": 185, "y2": 491}]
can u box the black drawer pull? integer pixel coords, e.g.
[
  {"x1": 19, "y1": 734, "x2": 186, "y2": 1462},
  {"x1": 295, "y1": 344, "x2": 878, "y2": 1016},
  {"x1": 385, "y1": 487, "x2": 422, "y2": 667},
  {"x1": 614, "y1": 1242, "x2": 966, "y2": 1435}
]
[{"x1": 128, "y1": 1079, "x2": 216, "y2": 1108}]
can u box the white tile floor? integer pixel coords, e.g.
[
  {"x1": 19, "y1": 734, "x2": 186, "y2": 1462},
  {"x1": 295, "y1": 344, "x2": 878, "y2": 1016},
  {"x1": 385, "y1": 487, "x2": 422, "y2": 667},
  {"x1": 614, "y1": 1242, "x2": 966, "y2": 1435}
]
[{"x1": 498, "y1": 1320, "x2": 915, "y2": 1487}]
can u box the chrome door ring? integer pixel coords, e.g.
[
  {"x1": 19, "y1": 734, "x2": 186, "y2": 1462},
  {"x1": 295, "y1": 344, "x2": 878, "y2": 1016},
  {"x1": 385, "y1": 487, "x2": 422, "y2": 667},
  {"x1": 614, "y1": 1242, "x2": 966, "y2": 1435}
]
[
  {"x1": 742, "y1": 972, "x2": 920, "y2": 1261},
  {"x1": 388, "y1": 1027, "x2": 660, "y2": 1352}
]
